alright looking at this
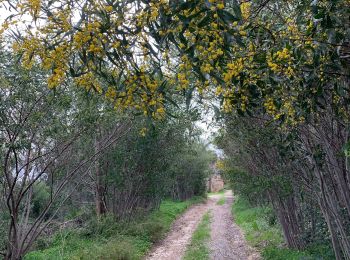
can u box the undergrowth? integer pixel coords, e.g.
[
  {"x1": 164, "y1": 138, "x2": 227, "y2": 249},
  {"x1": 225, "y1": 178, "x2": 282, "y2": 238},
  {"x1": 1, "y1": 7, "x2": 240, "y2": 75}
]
[
  {"x1": 232, "y1": 197, "x2": 334, "y2": 260},
  {"x1": 25, "y1": 197, "x2": 204, "y2": 260},
  {"x1": 207, "y1": 189, "x2": 225, "y2": 196}
]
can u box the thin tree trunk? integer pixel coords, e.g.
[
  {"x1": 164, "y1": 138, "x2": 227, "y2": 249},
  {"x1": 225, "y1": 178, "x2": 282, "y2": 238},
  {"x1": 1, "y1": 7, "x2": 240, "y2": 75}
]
[{"x1": 94, "y1": 133, "x2": 107, "y2": 219}]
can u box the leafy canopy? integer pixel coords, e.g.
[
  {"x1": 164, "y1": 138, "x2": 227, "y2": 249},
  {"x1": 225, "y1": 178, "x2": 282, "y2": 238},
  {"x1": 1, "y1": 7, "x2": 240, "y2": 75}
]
[{"x1": 1, "y1": 0, "x2": 349, "y2": 124}]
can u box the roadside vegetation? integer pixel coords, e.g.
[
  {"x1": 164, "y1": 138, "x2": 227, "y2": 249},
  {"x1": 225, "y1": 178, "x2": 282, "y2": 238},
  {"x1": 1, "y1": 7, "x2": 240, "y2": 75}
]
[
  {"x1": 1, "y1": 0, "x2": 349, "y2": 259},
  {"x1": 0, "y1": 50, "x2": 215, "y2": 259},
  {"x1": 232, "y1": 197, "x2": 335, "y2": 260},
  {"x1": 26, "y1": 198, "x2": 203, "y2": 259},
  {"x1": 216, "y1": 196, "x2": 226, "y2": 206},
  {"x1": 183, "y1": 212, "x2": 211, "y2": 260},
  {"x1": 207, "y1": 189, "x2": 225, "y2": 196}
]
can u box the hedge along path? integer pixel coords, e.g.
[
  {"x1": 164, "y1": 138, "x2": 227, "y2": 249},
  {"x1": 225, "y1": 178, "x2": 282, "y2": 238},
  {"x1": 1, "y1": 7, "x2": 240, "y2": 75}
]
[{"x1": 145, "y1": 201, "x2": 211, "y2": 260}]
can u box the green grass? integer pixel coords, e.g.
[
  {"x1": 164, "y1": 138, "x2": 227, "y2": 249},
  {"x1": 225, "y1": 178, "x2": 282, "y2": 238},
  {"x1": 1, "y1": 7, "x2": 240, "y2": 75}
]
[
  {"x1": 232, "y1": 197, "x2": 333, "y2": 260},
  {"x1": 183, "y1": 211, "x2": 211, "y2": 260},
  {"x1": 207, "y1": 189, "x2": 225, "y2": 196},
  {"x1": 26, "y1": 197, "x2": 204, "y2": 260},
  {"x1": 216, "y1": 196, "x2": 226, "y2": 205},
  {"x1": 232, "y1": 197, "x2": 283, "y2": 249}
]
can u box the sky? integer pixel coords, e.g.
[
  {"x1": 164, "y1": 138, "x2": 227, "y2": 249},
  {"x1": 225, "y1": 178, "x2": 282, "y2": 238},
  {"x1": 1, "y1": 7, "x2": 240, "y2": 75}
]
[{"x1": 195, "y1": 100, "x2": 224, "y2": 158}]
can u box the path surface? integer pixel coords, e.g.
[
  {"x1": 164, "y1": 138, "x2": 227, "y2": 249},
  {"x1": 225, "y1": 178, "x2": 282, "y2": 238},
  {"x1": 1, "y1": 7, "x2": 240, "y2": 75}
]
[
  {"x1": 145, "y1": 190, "x2": 260, "y2": 260},
  {"x1": 145, "y1": 202, "x2": 211, "y2": 260},
  {"x1": 209, "y1": 190, "x2": 260, "y2": 260}
]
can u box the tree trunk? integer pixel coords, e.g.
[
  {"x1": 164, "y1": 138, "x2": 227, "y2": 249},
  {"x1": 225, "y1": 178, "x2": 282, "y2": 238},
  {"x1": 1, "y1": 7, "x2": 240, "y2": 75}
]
[{"x1": 94, "y1": 133, "x2": 107, "y2": 219}]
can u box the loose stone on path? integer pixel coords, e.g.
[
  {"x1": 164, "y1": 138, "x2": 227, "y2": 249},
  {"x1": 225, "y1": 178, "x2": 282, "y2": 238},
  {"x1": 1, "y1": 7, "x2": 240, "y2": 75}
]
[
  {"x1": 208, "y1": 190, "x2": 260, "y2": 260},
  {"x1": 145, "y1": 202, "x2": 210, "y2": 260},
  {"x1": 145, "y1": 190, "x2": 260, "y2": 260}
]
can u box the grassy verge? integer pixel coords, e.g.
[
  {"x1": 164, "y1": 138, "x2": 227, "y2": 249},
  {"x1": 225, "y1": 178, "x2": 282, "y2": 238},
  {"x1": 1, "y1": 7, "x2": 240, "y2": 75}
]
[
  {"x1": 183, "y1": 211, "x2": 211, "y2": 260},
  {"x1": 26, "y1": 197, "x2": 204, "y2": 260},
  {"x1": 216, "y1": 196, "x2": 226, "y2": 205},
  {"x1": 207, "y1": 189, "x2": 225, "y2": 196},
  {"x1": 232, "y1": 197, "x2": 334, "y2": 260}
]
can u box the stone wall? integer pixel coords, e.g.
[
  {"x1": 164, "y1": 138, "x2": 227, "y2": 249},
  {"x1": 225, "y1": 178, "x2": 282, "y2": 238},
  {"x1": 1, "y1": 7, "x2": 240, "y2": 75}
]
[{"x1": 207, "y1": 174, "x2": 224, "y2": 193}]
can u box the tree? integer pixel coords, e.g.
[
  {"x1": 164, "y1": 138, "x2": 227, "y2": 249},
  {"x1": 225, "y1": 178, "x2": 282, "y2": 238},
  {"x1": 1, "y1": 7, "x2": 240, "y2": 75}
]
[
  {"x1": 1, "y1": 0, "x2": 349, "y2": 258},
  {"x1": 0, "y1": 0, "x2": 348, "y2": 122},
  {"x1": 0, "y1": 50, "x2": 131, "y2": 259}
]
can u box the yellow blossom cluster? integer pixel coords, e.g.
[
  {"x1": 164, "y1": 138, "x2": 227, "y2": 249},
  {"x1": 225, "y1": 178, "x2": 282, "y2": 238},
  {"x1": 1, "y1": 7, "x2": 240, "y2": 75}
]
[
  {"x1": 276, "y1": 48, "x2": 291, "y2": 60},
  {"x1": 215, "y1": 159, "x2": 227, "y2": 171},
  {"x1": 22, "y1": 0, "x2": 42, "y2": 18},
  {"x1": 139, "y1": 127, "x2": 148, "y2": 137},
  {"x1": 223, "y1": 59, "x2": 244, "y2": 83},
  {"x1": 111, "y1": 70, "x2": 166, "y2": 120},
  {"x1": 208, "y1": 0, "x2": 225, "y2": 10},
  {"x1": 264, "y1": 98, "x2": 277, "y2": 117},
  {"x1": 4, "y1": 0, "x2": 344, "y2": 126},
  {"x1": 12, "y1": 37, "x2": 44, "y2": 69},
  {"x1": 241, "y1": 2, "x2": 251, "y2": 20},
  {"x1": 74, "y1": 72, "x2": 102, "y2": 93},
  {"x1": 267, "y1": 48, "x2": 295, "y2": 77},
  {"x1": 0, "y1": 21, "x2": 11, "y2": 37}
]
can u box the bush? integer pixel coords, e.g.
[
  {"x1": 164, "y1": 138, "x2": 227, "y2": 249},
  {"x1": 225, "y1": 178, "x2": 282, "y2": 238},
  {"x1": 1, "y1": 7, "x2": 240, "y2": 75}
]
[
  {"x1": 232, "y1": 197, "x2": 335, "y2": 260},
  {"x1": 25, "y1": 198, "x2": 203, "y2": 259},
  {"x1": 74, "y1": 238, "x2": 147, "y2": 260},
  {"x1": 0, "y1": 211, "x2": 10, "y2": 253},
  {"x1": 262, "y1": 247, "x2": 314, "y2": 260}
]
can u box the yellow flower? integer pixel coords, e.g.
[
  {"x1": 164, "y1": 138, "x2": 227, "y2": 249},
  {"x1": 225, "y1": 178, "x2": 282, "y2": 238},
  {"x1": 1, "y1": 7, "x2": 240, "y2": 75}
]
[
  {"x1": 275, "y1": 48, "x2": 291, "y2": 60},
  {"x1": 217, "y1": 3, "x2": 225, "y2": 9},
  {"x1": 105, "y1": 5, "x2": 113, "y2": 12},
  {"x1": 140, "y1": 127, "x2": 147, "y2": 137},
  {"x1": 105, "y1": 87, "x2": 117, "y2": 100},
  {"x1": 241, "y1": 2, "x2": 251, "y2": 20}
]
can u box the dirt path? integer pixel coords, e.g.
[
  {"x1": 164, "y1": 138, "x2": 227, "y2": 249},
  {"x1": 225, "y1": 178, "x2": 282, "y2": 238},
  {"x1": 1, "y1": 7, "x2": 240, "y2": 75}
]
[
  {"x1": 145, "y1": 190, "x2": 260, "y2": 260},
  {"x1": 145, "y1": 202, "x2": 211, "y2": 260},
  {"x1": 209, "y1": 190, "x2": 260, "y2": 260}
]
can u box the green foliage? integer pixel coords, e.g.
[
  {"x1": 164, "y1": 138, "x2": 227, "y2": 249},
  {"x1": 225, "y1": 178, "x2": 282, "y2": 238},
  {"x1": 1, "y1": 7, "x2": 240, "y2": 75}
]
[
  {"x1": 262, "y1": 247, "x2": 314, "y2": 260},
  {"x1": 0, "y1": 48, "x2": 213, "y2": 258},
  {"x1": 0, "y1": 0, "x2": 348, "y2": 257},
  {"x1": 207, "y1": 189, "x2": 225, "y2": 196},
  {"x1": 232, "y1": 197, "x2": 283, "y2": 249},
  {"x1": 25, "y1": 198, "x2": 203, "y2": 260},
  {"x1": 183, "y1": 212, "x2": 211, "y2": 260},
  {"x1": 216, "y1": 114, "x2": 335, "y2": 254},
  {"x1": 262, "y1": 243, "x2": 335, "y2": 260},
  {"x1": 223, "y1": 167, "x2": 268, "y2": 204},
  {"x1": 0, "y1": 210, "x2": 9, "y2": 253},
  {"x1": 216, "y1": 197, "x2": 226, "y2": 205},
  {"x1": 26, "y1": 233, "x2": 148, "y2": 260},
  {"x1": 32, "y1": 183, "x2": 51, "y2": 218},
  {"x1": 72, "y1": 238, "x2": 146, "y2": 260},
  {"x1": 90, "y1": 109, "x2": 213, "y2": 220},
  {"x1": 126, "y1": 197, "x2": 204, "y2": 243},
  {"x1": 232, "y1": 197, "x2": 333, "y2": 260}
]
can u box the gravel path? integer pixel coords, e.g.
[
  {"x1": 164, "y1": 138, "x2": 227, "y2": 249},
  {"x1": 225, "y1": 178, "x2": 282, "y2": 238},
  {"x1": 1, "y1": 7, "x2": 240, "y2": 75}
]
[
  {"x1": 209, "y1": 190, "x2": 260, "y2": 260},
  {"x1": 145, "y1": 202, "x2": 211, "y2": 260},
  {"x1": 145, "y1": 190, "x2": 260, "y2": 260}
]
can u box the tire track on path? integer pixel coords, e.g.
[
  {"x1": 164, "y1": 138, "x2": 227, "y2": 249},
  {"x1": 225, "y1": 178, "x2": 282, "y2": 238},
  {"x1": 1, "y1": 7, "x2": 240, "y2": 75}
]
[
  {"x1": 145, "y1": 190, "x2": 260, "y2": 260},
  {"x1": 209, "y1": 190, "x2": 260, "y2": 260},
  {"x1": 145, "y1": 201, "x2": 211, "y2": 260}
]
